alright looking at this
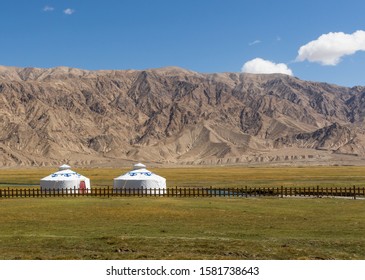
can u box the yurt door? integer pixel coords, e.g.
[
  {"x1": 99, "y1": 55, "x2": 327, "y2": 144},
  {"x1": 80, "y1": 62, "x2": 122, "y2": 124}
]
[{"x1": 79, "y1": 181, "x2": 86, "y2": 194}]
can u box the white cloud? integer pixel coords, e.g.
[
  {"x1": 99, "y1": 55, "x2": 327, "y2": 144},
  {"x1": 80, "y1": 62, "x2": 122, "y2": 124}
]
[
  {"x1": 43, "y1": 6, "x2": 54, "y2": 12},
  {"x1": 241, "y1": 58, "x2": 293, "y2": 76},
  {"x1": 296, "y1": 30, "x2": 365, "y2": 65},
  {"x1": 249, "y1": 40, "x2": 261, "y2": 46},
  {"x1": 63, "y1": 8, "x2": 75, "y2": 15}
]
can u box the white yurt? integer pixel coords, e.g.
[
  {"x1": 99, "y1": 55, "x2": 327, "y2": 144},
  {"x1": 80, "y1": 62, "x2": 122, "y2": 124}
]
[
  {"x1": 40, "y1": 164, "x2": 91, "y2": 193},
  {"x1": 113, "y1": 163, "x2": 166, "y2": 194}
]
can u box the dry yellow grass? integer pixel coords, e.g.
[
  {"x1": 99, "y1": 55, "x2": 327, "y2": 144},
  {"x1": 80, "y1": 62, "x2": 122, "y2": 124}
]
[
  {"x1": 0, "y1": 197, "x2": 364, "y2": 260},
  {"x1": 1, "y1": 166, "x2": 365, "y2": 260},
  {"x1": 1, "y1": 166, "x2": 365, "y2": 188}
]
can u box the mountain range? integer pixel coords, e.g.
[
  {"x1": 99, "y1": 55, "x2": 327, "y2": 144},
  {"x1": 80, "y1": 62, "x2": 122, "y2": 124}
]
[{"x1": 1, "y1": 65, "x2": 365, "y2": 167}]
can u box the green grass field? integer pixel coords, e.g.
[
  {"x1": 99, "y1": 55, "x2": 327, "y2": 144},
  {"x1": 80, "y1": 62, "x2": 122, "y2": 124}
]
[
  {"x1": 0, "y1": 197, "x2": 364, "y2": 260},
  {"x1": 0, "y1": 166, "x2": 365, "y2": 260}
]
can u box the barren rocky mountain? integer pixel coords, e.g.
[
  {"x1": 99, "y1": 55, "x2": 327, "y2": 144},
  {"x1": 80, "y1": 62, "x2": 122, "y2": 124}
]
[{"x1": 0, "y1": 65, "x2": 365, "y2": 167}]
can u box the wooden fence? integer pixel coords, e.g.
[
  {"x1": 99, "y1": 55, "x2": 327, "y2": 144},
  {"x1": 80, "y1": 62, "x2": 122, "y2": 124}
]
[{"x1": 0, "y1": 186, "x2": 364, "y2": 199}]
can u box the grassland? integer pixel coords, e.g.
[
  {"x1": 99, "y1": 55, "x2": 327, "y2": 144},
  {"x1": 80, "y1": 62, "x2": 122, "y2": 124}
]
[
  {"x1": 0, "y1": 165, "x2": 365, "y2": 260},
  {"x1": 0, "y1": 197, "x2": 364, "y2": 260},
  {"x1": 1, "y1": 165, "x2": 365, "y2": 188}
]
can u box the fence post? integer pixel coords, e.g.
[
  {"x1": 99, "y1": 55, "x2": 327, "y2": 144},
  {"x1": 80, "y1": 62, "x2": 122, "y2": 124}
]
[
  {"x1": 353, "y1": 185, "x2": 356, "y2": 200},
  {"x1": 281, "y1": 186, "x2": 283, "y2": 198}
]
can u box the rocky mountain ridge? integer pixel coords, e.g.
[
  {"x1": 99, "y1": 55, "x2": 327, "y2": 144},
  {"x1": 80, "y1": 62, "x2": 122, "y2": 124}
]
[{"x1": 0, "y1": 65, "x2": 365, "y2": 167}]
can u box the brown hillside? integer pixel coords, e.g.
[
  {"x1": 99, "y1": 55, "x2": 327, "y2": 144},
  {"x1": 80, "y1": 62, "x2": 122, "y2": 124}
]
[{"x1": 0, "y1": 65, "x2": 365, "y2": 167}]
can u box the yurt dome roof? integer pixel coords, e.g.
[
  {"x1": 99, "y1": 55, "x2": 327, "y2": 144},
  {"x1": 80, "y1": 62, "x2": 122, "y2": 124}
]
[
  {"x1": 114, "y1": 163, "x2": 166, "y2": 189},
  {"x1": 59, "y1": 164, "x2": 71, "y2": 171},
  {"x1": 133, "y1": 163, "x2": 146, "y2": 170},
  {"x1": 41, "y1": 164, "x2": 88, "y2": 181}
]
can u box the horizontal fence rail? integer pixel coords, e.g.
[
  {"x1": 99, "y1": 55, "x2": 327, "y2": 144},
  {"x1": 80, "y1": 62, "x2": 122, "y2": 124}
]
[{"x1": 0, "y1": 186, "x2": 364, "y2": 199}]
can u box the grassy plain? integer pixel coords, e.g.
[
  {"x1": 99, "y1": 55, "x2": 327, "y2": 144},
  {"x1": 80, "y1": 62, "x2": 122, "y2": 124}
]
[
  {"x1": 0, "y1": 197, "x2": 365, "y2": 260},
  {"x1": 1, "y1": 166, "x2": 365, "y2": 260},
  {"x1": 1, "y1": 165, "x2": 365, "y2": 188}
]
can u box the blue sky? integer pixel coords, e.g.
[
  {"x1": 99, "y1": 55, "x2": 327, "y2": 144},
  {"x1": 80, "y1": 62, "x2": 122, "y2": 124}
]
[{"x1": 1, "y1": 0, "x2": 365, "y2": 86}]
